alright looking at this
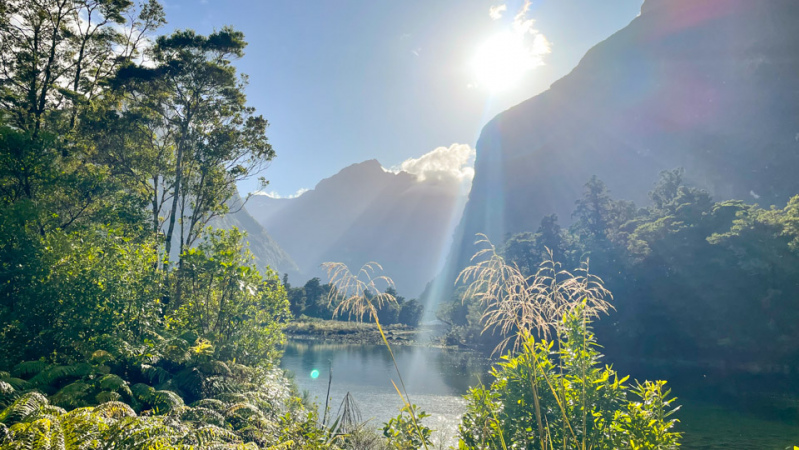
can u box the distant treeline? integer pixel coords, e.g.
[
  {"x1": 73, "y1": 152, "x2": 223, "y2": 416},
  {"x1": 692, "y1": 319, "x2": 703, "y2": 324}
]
[
  {"x1": 283, "y1": 276, "x2": 424, "y2": 327},
  {"x1": 440, "y1": 169, "x2": 799, "y2": 374}
]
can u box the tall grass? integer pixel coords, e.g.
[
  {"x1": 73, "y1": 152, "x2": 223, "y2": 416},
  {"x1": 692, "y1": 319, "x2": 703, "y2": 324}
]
[
  {"x1": 322, "y1": 261, "x2": 430, "y2": 450},
  {"x1": 456, "y1": 235, "x2": 680, "y2": 449}
]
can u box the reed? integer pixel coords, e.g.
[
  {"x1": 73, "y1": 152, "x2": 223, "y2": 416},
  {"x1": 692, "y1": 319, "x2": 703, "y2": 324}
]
[
  {"x1": 456, "y1": 235, "x2": 680, "y2": 449},
  {"x1": 322, "y1": 261, "x2": 430, "y2": 450}
]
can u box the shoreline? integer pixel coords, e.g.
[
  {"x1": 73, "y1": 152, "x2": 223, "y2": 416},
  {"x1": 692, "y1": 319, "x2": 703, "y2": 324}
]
[{"x1": 284, "y1": 319, "x2": 452, "y2": 347}]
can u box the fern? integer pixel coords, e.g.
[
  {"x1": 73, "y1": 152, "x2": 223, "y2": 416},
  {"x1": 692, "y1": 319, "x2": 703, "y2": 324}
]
[
  {"x1": 180, "y1": 407, "x2": 226, "y2": 427},
  {"x1": 97, "y1": 374, "x2": 130, "y2": 397},
  {"x1": 0, "y1": 378, "x2": 29, "y2": 392},
  {"x1": 198, "y1": 361, "x2": 232, "y2": 377},
  {"x1": 50, "y1": 382, "x2": 91, "y2": 409},
  {"x1": 190, "y1": 399, "x2": 226, "y2": 413},
  {"x1": 89, "y1": 350, "x2": 114, "y2": 364},
  {"x1": 0, "y1": 381, "x2": 13, "y2": 398},
  {"x1": 181, "y1": 424, "x2": 239, "y2": 446},
  {"x1": 92, "y1": 401, "x2": 136, "y2": 420},
  {"x1": 94, "y1": 392, "x2": 121, "y2": 404},
  {"x1": 11, "y1": 362, "x2": 48, "y2": 379},
  {"x1": 28, "y1": 364, "x2": 94, "y2": 388},
  {"x1": 140, "y1": 364, "x2": 171, "y2": 386},
  {"x1": 0, "y1": 392, "x2": 49, "y2": 424},
  {"x1": 131, "y1": 384, "x2": 184, "y2": 414}
]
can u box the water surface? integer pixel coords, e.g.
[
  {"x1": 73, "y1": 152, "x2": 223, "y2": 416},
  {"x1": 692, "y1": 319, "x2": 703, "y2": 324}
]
[{"x1": 280, "y1": 340, "x2": 799, "y2": 448}]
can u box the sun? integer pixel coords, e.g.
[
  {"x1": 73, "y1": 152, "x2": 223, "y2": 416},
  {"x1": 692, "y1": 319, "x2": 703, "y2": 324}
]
[{"x1": 471, "y1": 31, "x2": 537, "y2": 93}]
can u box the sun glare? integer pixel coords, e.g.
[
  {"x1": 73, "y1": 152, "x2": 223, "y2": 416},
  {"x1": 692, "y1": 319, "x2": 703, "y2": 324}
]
[{"x1": 472, "y1": 31, "x2": 536, "y2": 93}]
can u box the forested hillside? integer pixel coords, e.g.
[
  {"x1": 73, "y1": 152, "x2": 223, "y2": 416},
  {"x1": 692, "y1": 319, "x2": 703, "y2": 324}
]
[
  {"x1": 440, "y1": 169, "x2": 799, "y2": 386},
  {"x1": 0, "y1": 1, "x2": 329, "y2": 446}
]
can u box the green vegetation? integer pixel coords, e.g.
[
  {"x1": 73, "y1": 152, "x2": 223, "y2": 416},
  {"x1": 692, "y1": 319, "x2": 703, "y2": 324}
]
[
  {"x1": 0, "y1": 1, "x2": 338, "y2": 448},
  {"x1": 440, "y1": 169, "x2": 799, "y2": 377},
  {"x1": 453, "y1": 239, "x2": 680, "y2": 449},
  {"x1": 284, "y1": 276, "x2": 424, "y2": 328},
  {"x1": 0, "y1": 0, "x2": 771, "y2": 447}
]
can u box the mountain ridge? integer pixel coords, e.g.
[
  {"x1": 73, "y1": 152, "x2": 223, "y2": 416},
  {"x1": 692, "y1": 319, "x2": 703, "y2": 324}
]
[{"x1": 246, "y1": 159, "x2": 470, "y2": 296}]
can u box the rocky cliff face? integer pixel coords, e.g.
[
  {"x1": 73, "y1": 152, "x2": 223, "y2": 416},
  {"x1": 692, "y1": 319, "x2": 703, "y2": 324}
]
[
  {"x1": 246, "y1": 160, "x2": 469, "y2": 296},
  {"x1": 447, "y1": 0, "x2": 799, "y2": 280}
]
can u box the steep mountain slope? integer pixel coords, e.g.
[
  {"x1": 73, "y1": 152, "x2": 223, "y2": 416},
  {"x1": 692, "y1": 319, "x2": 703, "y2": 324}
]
[
  {"x1": 209, "y1": 195, "x2": 300, "y2": 278},
  {"x1": 246, "y1": 160, "x2": 469, "y2": 296},
  {"x1": 447, "y1": 0, "x2": 799, "y2": 279}
]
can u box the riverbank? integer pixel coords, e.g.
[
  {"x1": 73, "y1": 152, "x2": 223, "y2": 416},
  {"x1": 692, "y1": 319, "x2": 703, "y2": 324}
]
[{"x1": 284, "y1": 319, "x2": 430, "y2": 346}]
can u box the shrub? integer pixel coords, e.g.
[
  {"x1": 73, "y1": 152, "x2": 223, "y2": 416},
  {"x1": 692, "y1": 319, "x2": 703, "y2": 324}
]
[{"x1": 455, "y1": 236, "x2": 681, "y2": 449}]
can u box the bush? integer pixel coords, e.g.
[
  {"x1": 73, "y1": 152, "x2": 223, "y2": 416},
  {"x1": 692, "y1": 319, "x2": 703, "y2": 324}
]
[
  {"x1": 458, "y1": 309, "x2": 681, "y2": 449},
  {"x1": 169, "y1": 228, "x2": 291, "y2": 366},
  {"x1": 455, "y1": 237, "x2": 681, "y2": 449}
]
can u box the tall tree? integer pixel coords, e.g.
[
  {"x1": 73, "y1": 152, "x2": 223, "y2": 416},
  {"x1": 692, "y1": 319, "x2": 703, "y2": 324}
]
[
  {"x1": 0, "y1": 0, "x2": 162, "y2": 135},
  {"x1": 114, "y1": 27, "x2": 274, "y2": 266},
  {"x1": 0, "y1": 0, "x2": 165, "y2": 233}
]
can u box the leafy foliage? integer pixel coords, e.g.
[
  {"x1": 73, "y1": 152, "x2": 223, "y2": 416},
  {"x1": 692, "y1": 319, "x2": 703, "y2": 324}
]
[
  {"x1": 454, "y1": 245, "x2": 680, "y2": 449},
  {"x1": 169, "y1": 228, "x2": 291, "y2": 366},
  {"x1": 0, "y1": 1, "x2": 337, "y2": 448},
  {"x1": 383, "y1": 404, "x2": 433, "y2": 450},
  {"x1": 458, "y1": 311, "x2": 680, "y2": 449},
  {"x1": 441, "y1": 169, "x2": 799, "y2": 375},
  {"x1": 283, "y1": 276, "x2": 424, "y2": 327}
]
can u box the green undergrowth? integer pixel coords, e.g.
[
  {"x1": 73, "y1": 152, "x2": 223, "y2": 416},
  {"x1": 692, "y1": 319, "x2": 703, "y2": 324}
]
[{"x1": 0, "y1": 332, "x2": 335, "y2": 449}]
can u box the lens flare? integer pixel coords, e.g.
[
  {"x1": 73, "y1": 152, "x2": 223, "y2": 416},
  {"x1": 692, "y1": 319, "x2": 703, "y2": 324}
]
[
  {"x1": 472, "y1": 31, "x2": 534, "y2": 92},
  {"x1": 310, "y1": 369, "x2": 320, "y2": 379}
]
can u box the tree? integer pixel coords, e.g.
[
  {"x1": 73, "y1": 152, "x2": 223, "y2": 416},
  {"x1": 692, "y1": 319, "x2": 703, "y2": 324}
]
[
  {"x1": 114, "y1": 27, "x2": 274, "y2": 267},
  {"x1": 398, "y1": 299, "x2": 423, "y2": 327},
  {"x1": 0, "y1": 1, "x2": 165, "y2": 235},
  {"x1": 0, "y1": 0, "x2": 163, "y2": 135},
  {"x1": 169, "y1": 228, "x2": 290, "y2": 366}
]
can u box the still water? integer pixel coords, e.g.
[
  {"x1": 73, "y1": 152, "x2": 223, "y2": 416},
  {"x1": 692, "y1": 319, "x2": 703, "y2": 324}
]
[
  {"x1": 280, "y1": 340, "x2": 799, "y2": 448},
  {"x1": 281, "y1": 340, "x2": 490, "y2": 444}
]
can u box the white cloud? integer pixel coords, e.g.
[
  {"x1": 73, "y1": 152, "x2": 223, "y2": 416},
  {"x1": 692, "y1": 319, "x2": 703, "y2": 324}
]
[
  {"x1": 489, "y1": 4, "x2": 507, "y2": 20},
  {"x1": 253, "y1": 187, "x2": 309, "y2": 199},
  {"x1": 509, "y1": 0, "x2": 551, "y2": 67},
  {"x1": 397, "y1": 144, "x2": 475, "y2": 183}
]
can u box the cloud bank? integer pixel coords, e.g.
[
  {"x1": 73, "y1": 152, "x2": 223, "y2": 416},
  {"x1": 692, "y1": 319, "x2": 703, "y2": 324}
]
[{"x1": 398, "y1": 143, "x2": 475, "y2": 183}]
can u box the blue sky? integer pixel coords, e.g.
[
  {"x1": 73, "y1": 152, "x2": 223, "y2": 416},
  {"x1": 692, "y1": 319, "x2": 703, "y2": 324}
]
[{"x1": 159, "y1": 0, "x2": 643, "y2": 197}]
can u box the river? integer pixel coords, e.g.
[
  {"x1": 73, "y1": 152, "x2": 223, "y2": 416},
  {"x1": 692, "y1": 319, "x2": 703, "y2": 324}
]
[{"x1": 280, "y1": 340, "x2": 799, "y2": 448}]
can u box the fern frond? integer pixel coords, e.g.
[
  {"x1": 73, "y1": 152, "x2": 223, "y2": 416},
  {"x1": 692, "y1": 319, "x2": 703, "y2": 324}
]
[
  {"x1": 190, "y1": 399, "x2": 226, "y2": 412},
  {"x1": 95, "y1": 391, "x2": 122, "y2": 404},
  {"x1": 50, "y1": 381, "x2": 91, "y2": 409},
  {"x1": 131, "y1": 384, "x2": 184, "y2": 413},
  {"x1": 93, "y1": 401, "x2": 136, "y2": 420},
  {"x1": 140, "y1": 364, "x2": 171, "y2": 386},
  {"x1": 28, "y1": 363, "x2": 93, "y2": 388},
  {"x1": 11, "y1": 361, "x2": 48, "y2": 379},
  {"x1": 182, "y1": 424, "x2": 240, "y2": 446},
  {"x1": 198, "y1": 361, "x2": 232, "y2": 377},
  {"x1": 180, "y1": 407, "x2": 225, "y2": 427},
  {"x1": 0, "y1": 392, "x2": 49, "y2": 424},
  {"x1": 0, "y1": 381, "x2": 14, "y2": 398}
]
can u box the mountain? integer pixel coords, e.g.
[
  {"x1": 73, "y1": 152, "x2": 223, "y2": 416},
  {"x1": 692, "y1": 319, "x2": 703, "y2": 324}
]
[
  {"x1": 246, "y1": 160, "x2": 469, "y2": 296},
  {"x1": 209, "y1": 195, "x2": 300, "y2": 279},
  {"x1": 445, "y1": 0, "x2": 799, "y2": 283}
]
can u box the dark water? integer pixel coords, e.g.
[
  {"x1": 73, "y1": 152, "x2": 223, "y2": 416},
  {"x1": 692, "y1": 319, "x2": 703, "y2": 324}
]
[{"x1": 280, "y1": 340, "x2": 799, "y2": 448}]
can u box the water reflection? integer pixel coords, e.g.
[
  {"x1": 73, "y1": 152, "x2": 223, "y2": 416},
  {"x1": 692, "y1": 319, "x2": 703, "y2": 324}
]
[
  {"x1": 282, "y1": 340, "x2": 799, "y2": 448},
  {"x1": 280, "y1": 340, "x2": 491, "y2": 442}
]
